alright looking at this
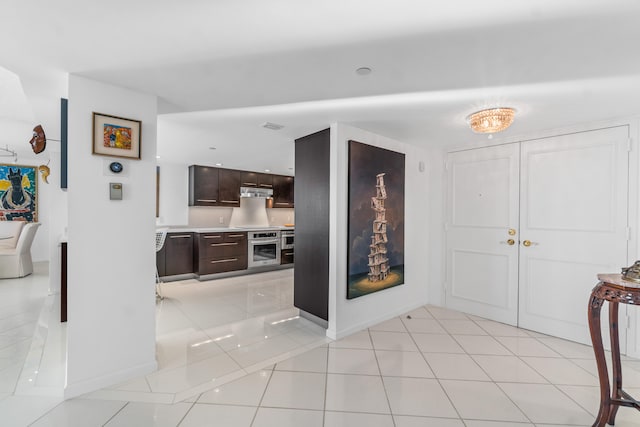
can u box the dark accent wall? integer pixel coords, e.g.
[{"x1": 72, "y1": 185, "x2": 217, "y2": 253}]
[
  {"x1": 60, "y1": 98, "x2": 68, "y2": 189},
  {"x1": 294, "y1": 128, "x2": 330, "y2": 321}
]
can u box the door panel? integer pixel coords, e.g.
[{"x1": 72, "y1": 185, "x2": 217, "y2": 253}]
[
  {"x1": 445, "y1": 143, "x2": 520, "y2": 325},
  {"x1": 518, "y1": 126, "x2": 629, "y2": 347},
  {"x1": 451, "y1": 249, "x2": 510, "y2": 308}
]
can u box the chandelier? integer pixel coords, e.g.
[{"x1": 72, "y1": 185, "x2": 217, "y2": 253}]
[{"x1": 467, "y1": 107, "x2": 516, "y2": 134}]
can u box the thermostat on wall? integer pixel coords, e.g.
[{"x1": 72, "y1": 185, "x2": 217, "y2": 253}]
[{"x1": 109, "y1": 161, "x2": 123, "y2": 173}]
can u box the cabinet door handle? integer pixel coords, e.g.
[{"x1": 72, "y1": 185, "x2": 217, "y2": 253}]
[
  {"x1": 284, "y1": 252, "x2": 294, "y2": 256},
  {"x1": 227, "y1": 234, "x2": 245, "y2": 238},
  {"x1": 210, "y1": 242, "x2": 238, "y2": 247},
  {"x1": 275, "y1": 202, "x2": 289, "y2": 205},
  {"x1": 203, "y1": 235, "x2": 222, "y2": 239},
  {"x1": 221, "y1": 200, "x2": 239, "y2": 203},
  {"x1": 210, "y1": 258, "x2": 238, "y2": 264},
  {"x1": 170, "y1": 235, "x2": 191, "y2": 238},
  {"x1": 242, "y1": 182, "x2": 257, "y2": 186},
  {"x1": 259, "y1": 184, "x2": 273, "y2": 187},
  {"x1": 197, "y1": 199, "x2": 217, "y2": 202}
]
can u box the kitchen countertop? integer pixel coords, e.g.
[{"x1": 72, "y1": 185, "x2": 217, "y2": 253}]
[{"x1": 158, "y1": 225, "x2": 294, "y2": 233}]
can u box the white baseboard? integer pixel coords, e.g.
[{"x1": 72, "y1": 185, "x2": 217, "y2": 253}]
[
  {"x1": 327, "y1": 300, "x2": 428, "y2": 341},
  {"x1": 64, "y1": 359, "x2": 157, "y2": 400}
]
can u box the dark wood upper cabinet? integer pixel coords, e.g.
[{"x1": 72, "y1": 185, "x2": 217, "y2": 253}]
[
  {"x1": 272, "y1": 175, "x2": 294, "y2": 208},
  {"x1": 241, "y1": 172, "x2": 273, "y2": 189},
  {"x1": 241, "y1": 171, "x2": 259, "y2": 187},
  {"x1": 190, "y1": 165, "x2": 289, "y2": 208},
  {"x1": 218, "y1": 169, "x2": 242, "y2": 207},
  {"x1": 258, "y1": 173, "x2": 273, "y2": 189},
  {"x1": 189, "y1": 165, "x2": 219, "y2": 206}
]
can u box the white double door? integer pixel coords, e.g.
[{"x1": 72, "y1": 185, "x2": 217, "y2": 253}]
[{"x1": 445, "y1": 126, "x2": 630, "y2": 346}]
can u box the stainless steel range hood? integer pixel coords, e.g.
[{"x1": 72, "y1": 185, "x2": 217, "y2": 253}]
[{"x1": 240, "y1": 186, "x2": 273, "y2": 198}]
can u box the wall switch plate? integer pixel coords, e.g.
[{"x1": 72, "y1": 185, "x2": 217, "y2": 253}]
[{"x1": 110, "y1": 182, "x2": 123, "y2": 200}]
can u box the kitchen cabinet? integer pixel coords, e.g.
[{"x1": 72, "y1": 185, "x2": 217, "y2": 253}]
[
  {"x1": 189, "y1": 165, "x2": 219, "y2": 206},
  {"x1": 272, "y1": 175, "x2": 294, "y2": 208},
  {"x1": 157, "y1": 232, "x2": 194, "y2": 277},
  {"x1": 164, "y1": 232, "x2": 194, "y2": 276},
  {"x1": 196, "y1": 232, "x2": 247, "y2": 275},
  {"x1": 218, "y1": 169, "x2": 242, "y2": 207},
  {"x1": 241, "y1": 172, "x2": 273, "y2": 189}
]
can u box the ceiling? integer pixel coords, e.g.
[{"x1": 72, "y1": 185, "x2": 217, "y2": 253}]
[{"x1": 2, "y1": 1, "x2": 640, "y2": 174}]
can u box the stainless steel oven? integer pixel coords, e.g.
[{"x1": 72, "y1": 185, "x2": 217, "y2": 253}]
[
  {"x1": 248, "y1": 231, "x2": 281, "y2": 268},
  {"x1": 281, "y1": 230, "x2": 294, "y2": 250}
]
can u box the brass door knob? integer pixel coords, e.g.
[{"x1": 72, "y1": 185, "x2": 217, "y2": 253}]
[
  {"x1": 507, "y1": 239, "x2": 515, "y2": 246},
  {"x1": 523, "y1": 240, "x2": 531, "y2": 247},
  {"x1": 508, "y1": 228, "x2": 516, "y2": 236}
]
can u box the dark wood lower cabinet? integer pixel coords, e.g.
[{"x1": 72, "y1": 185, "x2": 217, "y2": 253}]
[
  {"x1": 196, "y1": 232, "x2": 247, "y2": 275},
  {"x1": 164, "y1": 232, "x2": 194, "y2": 276},
  {"x1": 281, "y1": 249, "x2": 294, "y2": 265}
]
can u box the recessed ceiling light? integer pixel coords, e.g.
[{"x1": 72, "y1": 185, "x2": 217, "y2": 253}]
[
  {"x1": 156, "y1": 155, "x2": 161, "y2": 159},
  {"x1": 215, "y1": 163, "x2": 223, "y2": 167},
  {"x1": 288, "y1": 167, "x2": 293, "y2": 170},
  {"x1": 264, "y1": 169, "x2": 271, "y2": 173},
  {"x1": 356, "y1": 67, "x2": 372, "y2": 76},
  {"x1": 209, "y1": 146, "x2": 216, "y2": 150},
  {"x1": 262, "y1": 122, "x2": 284, "y2": 131}
]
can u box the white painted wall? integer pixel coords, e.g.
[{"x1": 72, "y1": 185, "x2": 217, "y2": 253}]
[
  {"x1": 65, "y1": 75, "x2": 157, "y2": 398},
  {"x1": 156, "y1": 162, "x2": 188, "y2": 226},
  {"x1": 426, "y1": 147, "x2": 446, "y2": 306},
  {"x1": 328, "y1": 123, "x2": 430, "y2": 339}
]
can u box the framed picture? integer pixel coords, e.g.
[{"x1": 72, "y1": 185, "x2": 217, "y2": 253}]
[
  {"x1": 0, "y1": 164, "x2": 38, "y2": 222},
  {"x1": 347, "y1": 140, "x2": 405, "y2": 299},
  {"x1": 92, "y1": 112, "x2": 141, "y2": 159}
]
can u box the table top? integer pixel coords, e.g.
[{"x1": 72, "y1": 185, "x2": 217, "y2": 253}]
[{"x1": 598, "y1": 273, "x2": 640, "y2": 289}]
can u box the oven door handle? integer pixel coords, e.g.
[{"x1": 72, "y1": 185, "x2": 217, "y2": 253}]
[{"x1": 250, "y1": 239, "x2": 280, "y2": 244}]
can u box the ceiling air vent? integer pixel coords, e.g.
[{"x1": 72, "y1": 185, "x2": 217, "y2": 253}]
[{"x1": 262, "y1": 122, "x2": 284, "y2": 131}]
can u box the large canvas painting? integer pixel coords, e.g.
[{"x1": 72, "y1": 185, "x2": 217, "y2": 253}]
[
  {"x1": 0, "y1": 164, "x2": 38, "y2": 222},
  {"x1": 347, "y1": 140, "x2": 405, "y2": 299}
]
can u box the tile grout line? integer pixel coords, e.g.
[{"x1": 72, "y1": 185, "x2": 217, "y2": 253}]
[
  {"x1": 427, "y1": 306, "x2": 536, "y2": 425},
  {"x1": 405, "y1": 308, "x2": 465, "y2": 424},
  {"x1": 367, "y1": 327, "x2": 396, "y2": 426},
  {"x1": 99, "y1": 401, "x2": 129, "y2": 426},
  {"x1": 248, "y1": 362, "x2": 275, "y2": 426},
  {"x1": 322, "y1": 341, "x2": 329, "y2": 427}
]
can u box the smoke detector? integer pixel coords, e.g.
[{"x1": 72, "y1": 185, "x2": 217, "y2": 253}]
[{"x1": 262, "y1": 122, "x2": 284, "y2": 131}]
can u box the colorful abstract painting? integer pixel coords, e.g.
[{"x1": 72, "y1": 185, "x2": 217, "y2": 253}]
[
  {"x1": 0, "y1": 164, "x2": 38, "y2": 222},
  {"x1": 92, "y1": 113, "x2": 141, "y2": 159},
  {"x1": 347, "y1": 140, "x2": 405, "y2": 299},
  {"x1": 103, "y1": 123, "x2": 132, "y2": 150}
]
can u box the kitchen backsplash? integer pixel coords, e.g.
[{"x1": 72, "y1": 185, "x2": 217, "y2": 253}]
[{"x1": 188, "y1": 200, "x2": 294, "y2": 228}]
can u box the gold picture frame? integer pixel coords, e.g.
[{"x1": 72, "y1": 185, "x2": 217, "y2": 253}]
[{"x1": 92, "y1": 112, "x2": 141, "y2": 160}]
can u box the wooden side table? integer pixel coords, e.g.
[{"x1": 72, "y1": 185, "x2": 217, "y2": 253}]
[{"x1": 588, "y1": 273, "x2": 640, "y2": 426}]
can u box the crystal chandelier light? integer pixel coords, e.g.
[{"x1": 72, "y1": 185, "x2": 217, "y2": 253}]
[{"x1": 467, "y1": 107, "x2": 516, "y2": 134}]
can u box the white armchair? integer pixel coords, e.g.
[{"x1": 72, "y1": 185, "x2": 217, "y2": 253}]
[{"x1": 0, "y1": 222, "x2": 40, "y2": 279}]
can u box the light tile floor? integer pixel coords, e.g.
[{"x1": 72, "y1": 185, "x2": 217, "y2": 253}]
[{"x1": 2, "y1": 265, "x2": 640, "y2": 425}]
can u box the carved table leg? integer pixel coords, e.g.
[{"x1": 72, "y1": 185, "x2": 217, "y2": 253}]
[
  {"x1": 588, "y1": 291, "x2": 609, "y2": 427},
  {"x1": 608, "y1": 301, "x2": 621, "y2": 425}
]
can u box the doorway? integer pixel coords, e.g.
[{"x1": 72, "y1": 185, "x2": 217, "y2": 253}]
[{"x1": 445, "y1": 126, "x2": 630, "y2": 347}]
